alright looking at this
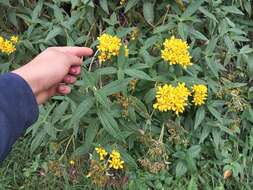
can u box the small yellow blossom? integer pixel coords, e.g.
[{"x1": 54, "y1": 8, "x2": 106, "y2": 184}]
[
  {"x1": 10, "y1": 36, "x2": 19, "y2": 44},
  {"x1": 108, "y1": 150, "x2": 124, "y2": 170},
  {"x1": 120, "y1": 0, "x2": 126, "y2": 5},
  {"x1": 131, "y1": 27, "x2": 138, "y2": 40},
  {"x1": 192, "y1": 84, "x2": 208, "y2": 106},
  {"x1": 161, "y1": 36, "x2": 192, "y2": 68},
  {"x1": 97, "y1": 34, "x2": 122, "y2": 63},
  {"x1": 0, "y1": 35, "x2": 17, "y2": 54},
  {"x1": 69, "y1": 160, "x2": 75, "y2": 165},
  {"x1": 153, "y1": 83, "x2": 191, "y2": 115},
  {"x1": 95, "y1": 147, "x2": 108, "y2": 161},
  {"x1": 110, "y1": 150, "x2": 121, "y2": 159},
  {"x1": 124, "y1": 45, "x2": 129, "y2": 57}
]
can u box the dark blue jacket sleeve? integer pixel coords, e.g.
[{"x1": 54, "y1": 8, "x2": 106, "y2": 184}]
[{"x1": 0, "y1": 73, "x2": 39, "y2": 162}]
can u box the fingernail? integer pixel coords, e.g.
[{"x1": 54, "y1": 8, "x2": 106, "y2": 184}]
[
  {"x1": 72, "y1": 68, "x2": 77, "y2": 73},
  {"x1": 59, "y1": 86, "x2": 65, "y2": 91}
]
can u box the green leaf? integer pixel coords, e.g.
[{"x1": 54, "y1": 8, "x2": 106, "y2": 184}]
[
  {"x1": 181, "y1": 0, "x2": 205, "y2": 19},
  {"x1": 207, "y1": 105, "x2": 223, "y2": 123},
  {"x1": 31, "y1": 129, "x2": 46, "y2": 153},
  {"x1": 82, "y1": 70, "x2": 96, "y2": 87},
  {"x1": 124, "y1": 0, "x2": 139, "y2": 13},
  {"x1": 118, "y1": 146, "x2": 138, "y2": 169},
  {"x1": 199, "y1": 126, "x2": 211, "y2": 144},
  {"x1": 99, "y1": 0, "x2": 109, "y2": 14},
  {"x1": 62, "y1": 12, "x2": 82, "y2": 29},
  {"x1": 142, "y1": 35, "x2": 159, "y2": 49},
  {"x1": 205, "y1": 36, "x2": 218, "y2": 56},
  {"x1": 246, "y1": 54, "x2": 253, "y2": 77},
  {"x1": 71, "y1": 0, "x2": 79, "y2": 9},
  {"x1": 94, "y1": 89, "x2": 111, "y2": 108},
  {"x1": 68, "y1": 97, "x2": 95, "y2": 131},
  {"x1": 212, "y1": 129, "x2": 220, "y2": 148},
  {"x1": 31, "y1": 0, "x2": 44, "y2": 21},
  {"x1": 117, "y1": 46, "x2": 127, "y2": 68},
  {"x1": 144, "y1": 88, "x2": 155, "y2": 104},
  {"x1": 178, "y1": 22, "x2": 189, "y2": 40},
  {"x1": 95, "y1": 67, "x2": 117, "y2": 75},
  {"x1": 7, "y1": 10, "x2": 18, "y2": 28},
  {"x1": 73, "y1": 121, "x2": 99, "y2": 156},
  {"x1": 52, "y1": 5, "x2": 64, "y2": 22},
  {"x1": 187, "y1": 177, "x2": 198, "y2": 190},
  {"x1": 191, "y1": 30, "x2": 208, "y2": 41},
  {"x1": 97, "y1": 108, "x2": 124, "y2": 141},
  {"x1": 198, "y1": 7, "x2": 218, "y2": 22},
  {"x1": 130, "y1": 96, "x2": 150, "y2": 119},
  {"x1": 187, "y1": 145, "x2": 201, "y2": 158},
  {"x1": 153, "y1": 22, "x2": 176, "y2": 34},
  {"x1": 100, "y1": 78, "x2": 131, "y2": 96},
  {"x1": 176, "y1": 161, "x2": 187, "y2": 177},
  {"x1": 0, "y1": 0, "x2": 10, "y2": 6},
  {"x1": 143, "y1": 1, "x2": 154, "y2": 24},
  {"x1": 194, "y1": 107, "x2": 205, "y2": 130},
  {"x1": 205, "y1": 56, "x2": 219, "y2": 79},
  {"x1": 124, "y1": 69, "x2": 153, "y2": 81},
  {"x1": 45, "y1": 27, "x2": 63, "y2": 41},
  {"x1": 52, "y1": 101, "x2": 69, "y2": 124},
  {"x1": 221, "y1": 6, "x2": 244, "y2": 15}
]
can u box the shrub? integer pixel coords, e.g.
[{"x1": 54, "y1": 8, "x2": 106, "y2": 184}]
[{"x1": 0, "y1": 0, "x2": 253, "y2": 189}]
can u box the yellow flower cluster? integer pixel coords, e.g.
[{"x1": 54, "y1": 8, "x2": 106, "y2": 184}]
[
  {"x1": 0, "y1": 35, "x2": 18, "y2": 55},
  {"x1": 108, "y1": 150, "x2": 124, "y2": 170},
  {"x1": 153, "y1": 83, "x2": 191, "y2": 115},
  {"x1": 161, "y1": 36, "x2": 192, "y2": 68},
  {"x1": 95, "y1": 147, "x2": 124, "y2": 170},
  {"x1": 153, "y1": 83, "x2": 208, "y2": 115},
  {"x1": 192, "y1": 84, "x2": 208, "y2": 106},
  {"x1": 97, "y1": 34, "x2": 122, "y2": 63},
  {"x1": 95, "y1": 147, "x2": 108, "y2": 161}
]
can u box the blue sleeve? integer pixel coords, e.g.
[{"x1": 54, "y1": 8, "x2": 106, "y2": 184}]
[{"x1": 0, "y1": 73, "x2": 39, "y2": 162}]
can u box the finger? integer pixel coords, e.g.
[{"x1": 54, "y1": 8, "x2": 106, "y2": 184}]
[
  {"x1": 63, "y1": 75, "x2": 77, "y2": 84},
  {"x1": 57, "y1": 85, "x2": 71, "y2": 95},
  {"x1": 67, "y1": 54, "x2": 83, "y2": 66},
  {"x1": 69, "y1": 66, "x2": 81, "y2": 75},
  {"x1": 36, "y1": 86, "x2": 57, "y2": 105},
  {"x1": 51, "y1": 47, "x2": 93, "y2": 57}
]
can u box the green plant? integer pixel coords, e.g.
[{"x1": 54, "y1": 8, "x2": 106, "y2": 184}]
[{"x1": 1, "y1": 0, "x2": 253, "y2": 189}]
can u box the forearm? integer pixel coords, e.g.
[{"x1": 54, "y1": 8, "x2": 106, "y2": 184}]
[{"x1": 0, "y1": 73, "x2": 39, "y2": 162}]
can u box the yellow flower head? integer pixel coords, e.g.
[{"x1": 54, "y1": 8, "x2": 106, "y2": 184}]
[
  {"x1": 161, "y1": 36, "x2": 192, "y2": 68},
  {"x1": 0, "y1": 35, "x2": 17, "y2": 54},
  {"x1": 108, "y1": 150, "x2": 124, "y2": 170},
  {"x1": 10, "y1": 36, "x2": 19, "y2": 44},
  {"x1": 95, "y1": 147, "x2": 108, "y2": 161},
  {"x1": 153, "y1": 83, "x2": 191, "y2": 115},
  {"x1": 97, "y1": 34, "x2": 122, "y2": 63},
  {"x1": 69, "y1": 160, "x2": 75, "y2": 165},
  {"x1": 192, "y1": 84, "x2": 208, "y2": 106}
]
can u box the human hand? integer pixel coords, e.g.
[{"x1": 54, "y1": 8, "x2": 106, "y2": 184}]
[{"x1": 12, "y1": 47, "x2": 93, "y2": 104}]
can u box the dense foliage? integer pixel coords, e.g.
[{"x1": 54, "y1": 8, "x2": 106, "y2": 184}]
[{"x1": 0, "y1": 0, "x2": 253, "y2": 189}]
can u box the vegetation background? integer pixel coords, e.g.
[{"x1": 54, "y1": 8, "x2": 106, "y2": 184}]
[{"x1": 0, "y1": 0, "x2": 253, "y2": 189}]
